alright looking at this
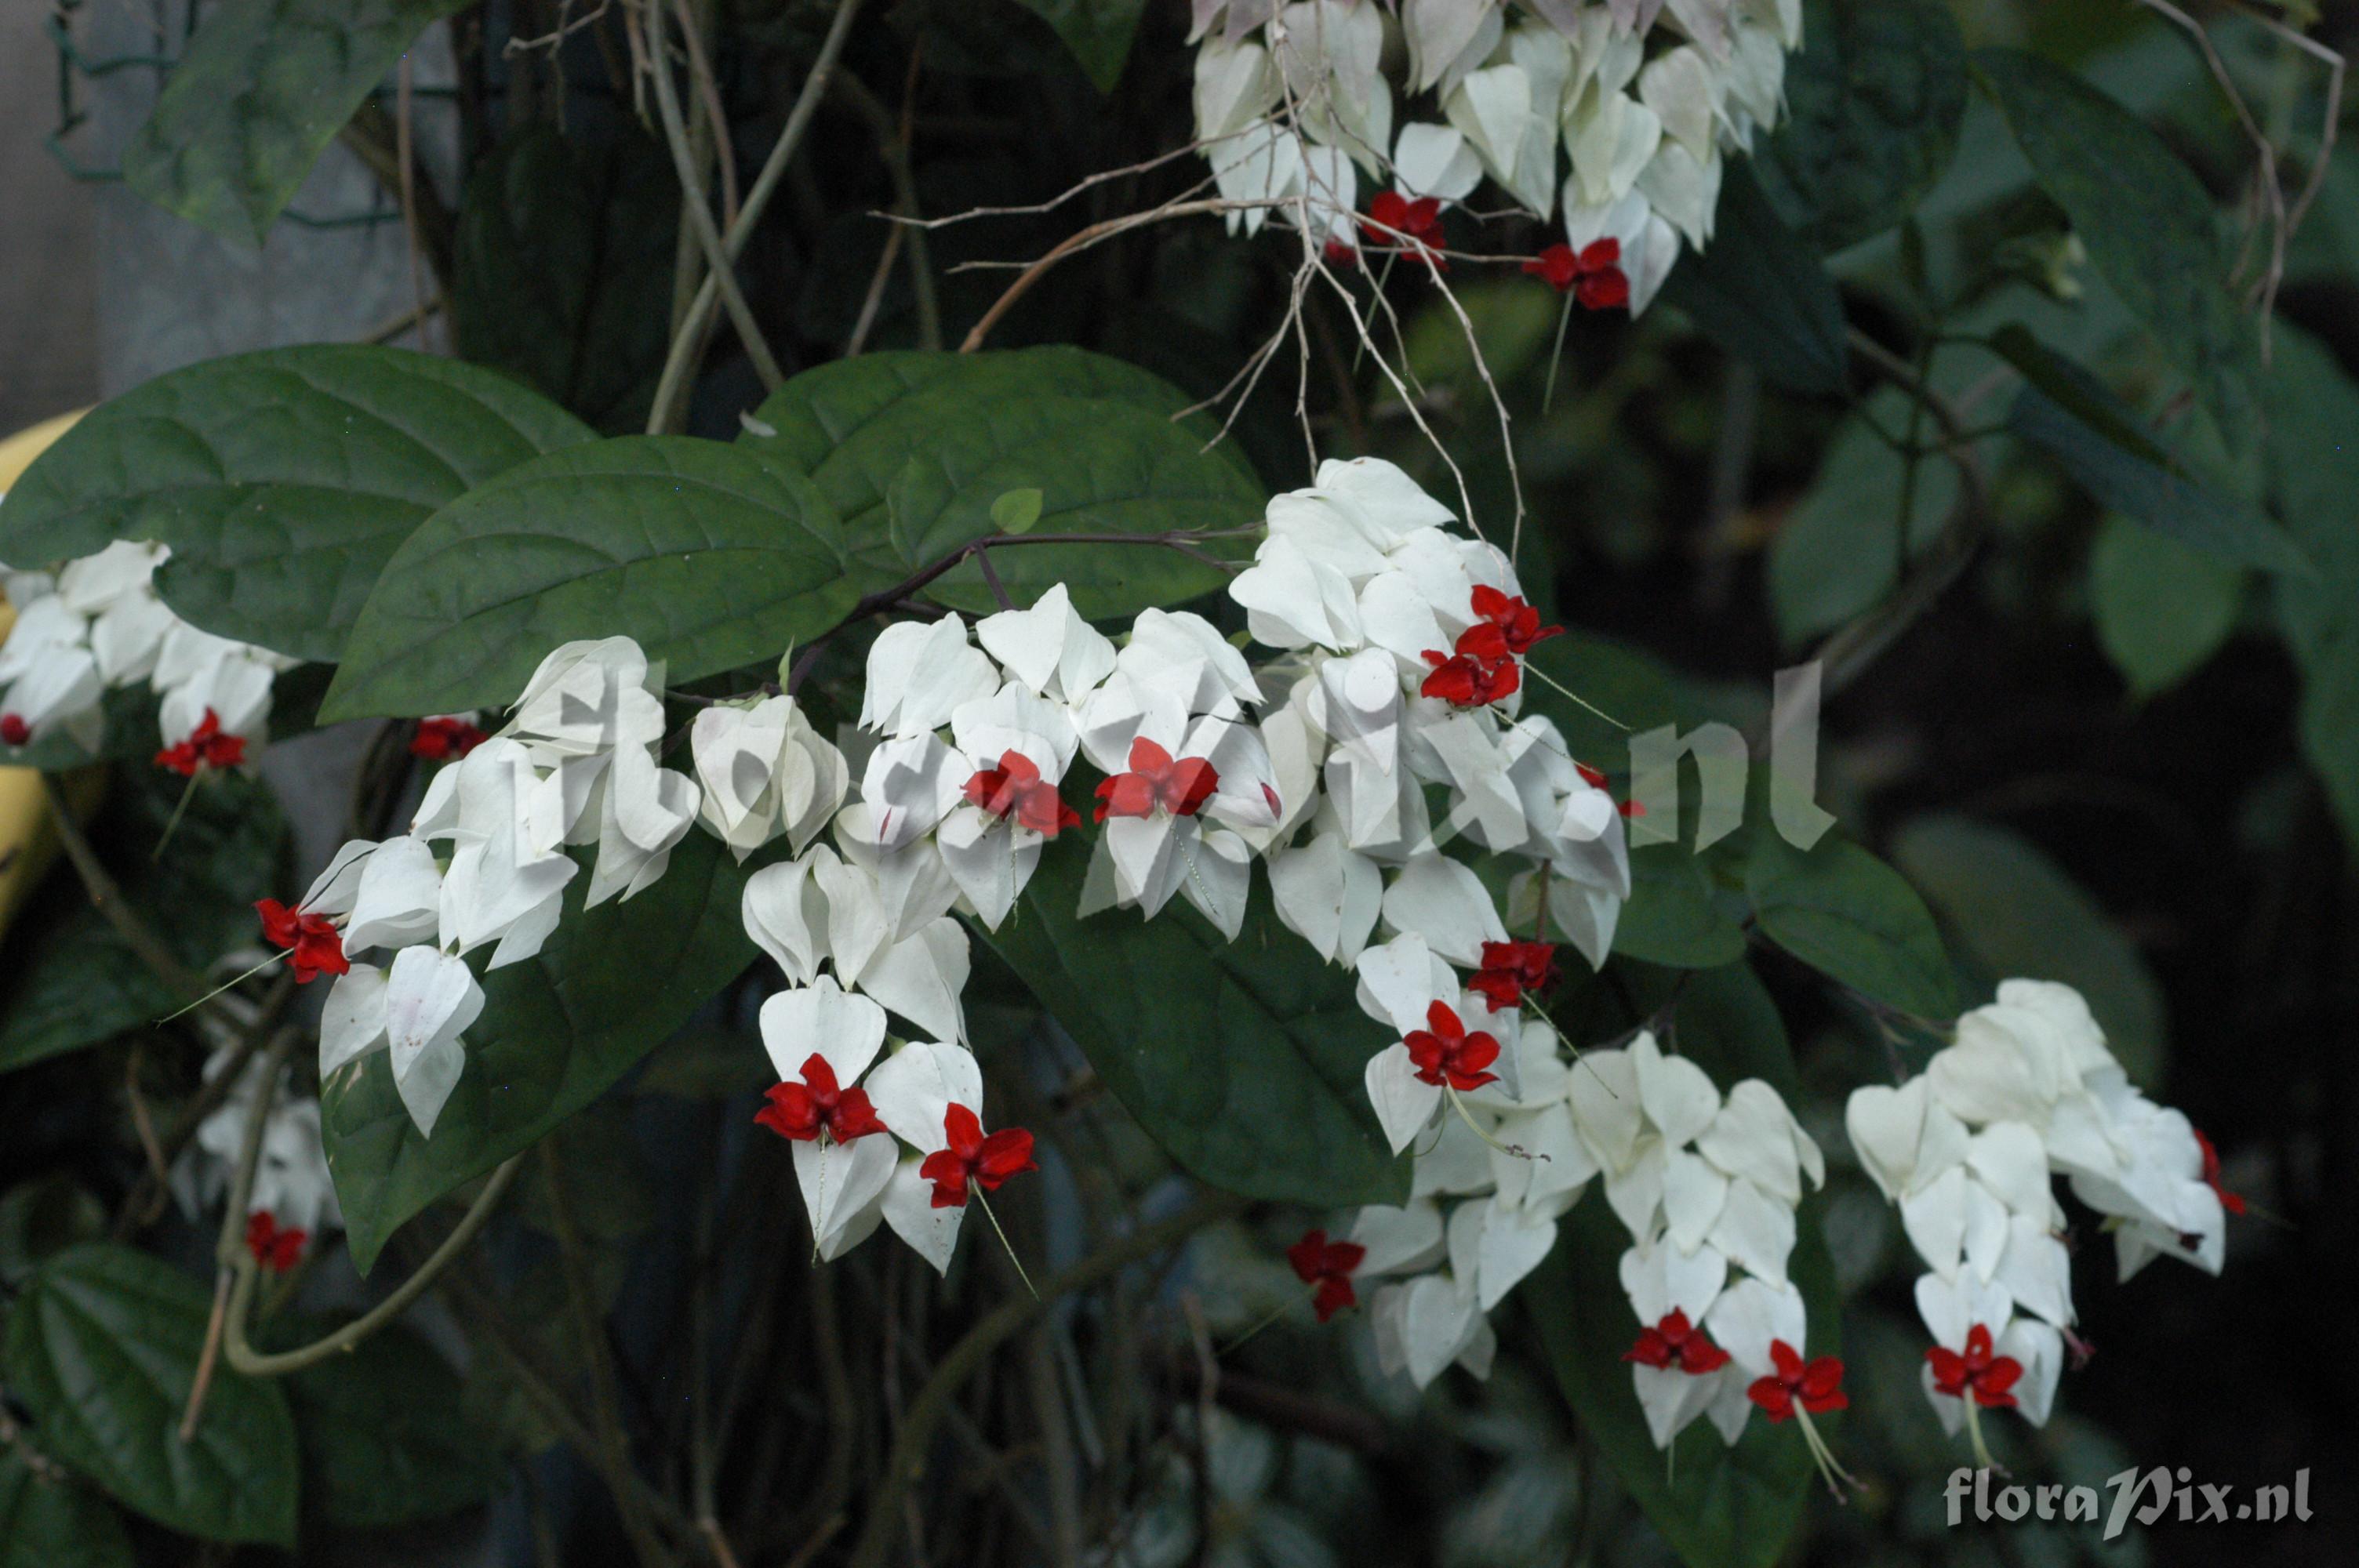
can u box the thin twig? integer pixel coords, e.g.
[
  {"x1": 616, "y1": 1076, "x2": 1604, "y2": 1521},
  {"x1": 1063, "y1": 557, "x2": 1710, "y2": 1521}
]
[
  {"x1": 844, "y1": 1192, "x2": 1247, "y2": 1568},
  {"x1": 39, "y1": 775, "x2": 210, "y2": 1007},
  {"x1": 638, "y1": 2, "x2": 784, "y2": 394},
  {"x1": 645, "y1": 0, "x2": 866, "y2": 431}
]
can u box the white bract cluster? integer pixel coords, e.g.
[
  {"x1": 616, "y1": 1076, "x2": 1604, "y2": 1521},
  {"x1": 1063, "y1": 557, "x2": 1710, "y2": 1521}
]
[
  {"x1": 1845, "y1": 980, "x2": 2230, "y2": 1457},
  {"x1": 175, "y1": 1042, "x2": 343, "y2": 1245},
  {"x1": 311, "y1": 638, "x2": 703, "y2": 1136},
  {"x1": 1191, "y1": 0, "x2": 1801, "y2": 312},
  {"x1": 0, "y1": 541, "x2": 298, "y2": 758}
]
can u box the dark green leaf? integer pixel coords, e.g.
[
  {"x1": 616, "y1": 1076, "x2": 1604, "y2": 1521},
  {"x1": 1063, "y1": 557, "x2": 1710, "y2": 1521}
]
[
  {"x1": 2261, "y1": 328, "x2": 2359, "y2": 850},
  {"x1": 122, "y1": 0, "x2": 471, "y2": 245},
  {"x1": 0, "y1": 1450, "x2": 135, "y2": 1568},
  {"x1": 0, "y1": 346, "x2": 594, "y2": 662},
  {"x1": 321, "y1": 436, "x2": 856, "y2": 722},
  {"x1": 1745, "y1": 831, "x2": 1957, "y2": 1020},
  {"x1": 1989, "y1": 326, "x2": 2298, "y2": 574},
  {"x1": 451, "y1": 125, "x2": 680, "y2": 433},
  {"x1": 1527, "y1": 963, "x2": 1836, "y2": 1568},
  {"x1": 2088, "y1": 515, "x2": 2245, "y2": 698},
  {"x1": 0, "y1": 1178, "x2": 107, "y2": 1289},
  {"x1": 1613, "y1": 852, "x2": 1747, "y2": 970},
  {"x1": 0, "y1": 769, "x2": 289, "y2": 1073},
  {"x1": 1, "y1": 1243, "x2": 298, "y2": 1545},
  {"x1": 1768, "y1": 396, "x2": 1957, "y2": 648},
  {"x1": 983, "y1": 835, "x2": 1407, "y2": 1209},
  {"x1": 1755, "y1": 0, "x2": 1968, "y2": 252},
  {"x1": 741, "y1": 347, "x2": 1263, "y2": 617},
  {"x1": 322, "y1": 832, "x2": 754, "y2": 1273},
  {"x1": 1009, "y1": 0, "x2": 1147, "y2": 92},
  {"x1": 1892, "y1": 815, "x2": 2167, "y2": 1085},
  {"x1": 1662, "y1": 163, "x2": 1849, "y2": 396},
  {"x1": 2009, "y1": 372, "x2": 2304, "y2": 573},
  {"x1": 284, "y1": 1324, "x2": 500, "y2": 1527},
  {"x1": 1972, "y1": 48, "x2": 2257, "y2": 443}
]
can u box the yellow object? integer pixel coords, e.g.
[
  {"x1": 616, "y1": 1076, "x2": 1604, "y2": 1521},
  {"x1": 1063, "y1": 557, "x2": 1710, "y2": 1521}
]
[{"x1": 1, "y1": 408, "x2": 96, "y2": 935}]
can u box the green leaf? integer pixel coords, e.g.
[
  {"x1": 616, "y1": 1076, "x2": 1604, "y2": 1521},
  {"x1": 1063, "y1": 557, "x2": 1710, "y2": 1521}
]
[
  {"x1": 0, "y1": 1178, "x2": 107, "y2": 1290},
  {"x1": 1768, "y1": 396, "x2": 1957, "y2": 648},
  {"x1": 1527, "y1": 962, "x2": 1835, "y2": 1568},
  {"x1": 321, "y1": 436, "x2": 856, "y2": 722},
  {"x1": 1, "y1": 1243, "x2": 298, "y2": 1545},
  {"x1": 740, "y1": 347, "x2": 1263, "y2": 618},
  {"x1": 2088, "y1": 515, "x2": 2245, "y2": 698},
  {"x1": 1754, "y1": 0, "x2": 1968, "y2": 252},
  {"x1": 322, "y1": 832, "x2": 754, "y2": 1273},
  {"x1": 451, "y1": 125, "x2": 680, "y2": 433},
  {"x1": 1972, "y1": 48, "x2": 2257, "y2": 444},
  {"x1": 0, "y1": 345, "x2": 594, "y2": 662},
  {"x1": 1745, "y1": 831, "x2": 1957, "y2": 1020},
  {"x1": 2261, "y1": 328, "x2": 2359, "y2": 850},
  {"x1": 121, "y1": 0, "x2": 471, "y2": 245},
  {"x1": 283, "y1": 1324, "x2": 500, "y2": 1528},
  {"x1": 1662, "y1": 163, "x2": 1849, "y2": 396},
  {"x1": 0, "y1": 770, "x2": 289, "y2": 1074},
  {"x1": 990, "y1": 487, "x2": 1045, "y2": 534},
  {"x1": 983, "y1": 835, "x2": 1407, "y2": 1210},
  {"x1": 1996, "y1": 332, "x2": 2303, "y2": 573},
  {"x1": 0, "y1": 1450, "x2": 135, "y2": 1568},
  {"x1": 1009, "y1": 0, "x2": 1147, "y2": 92},
  {"x1": 1891, "y1": 815, "x2": 2167, "y2": 1085},
  {"x1": 1614, "y1": 852, "x2": 1747, "y2": 970}
]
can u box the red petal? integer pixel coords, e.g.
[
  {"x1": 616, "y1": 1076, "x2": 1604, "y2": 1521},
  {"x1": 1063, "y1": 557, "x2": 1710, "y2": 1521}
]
[
  {"x1": 1312, "y1": 1276, "x2": 1355, "y2": 1323},
  {"x1": 1287, "y1": 1230, "x2": 1329, "y2": 1283},
  {"x1": 942, "y1": 1103, "x2": 985, "y2": 1162},
  {"x1": 1979, "y1": 1356, "x2": 2023, "y2": 1396},
  {"x1": 918, "y1": 1149, "x2": 969, "y2": 1208},
  {"x1": 1768, "y1": 1338, "x2": 1805, "y2": 1383},
  {"x1": 975, "y1": 1128, "x2": 1038, "y2": 1186},
  {"x1": 1623, "y1": 1329, "x2": 1672, "y2": 1368},
  {"x1": 1800, "y1": 1356, "x2": 1845, "y2": 1401},
  {"x1": 1127, "y1": 736, "x2": 1173, "y2": 775},
  {"x1": 830, "y1": 1089, "x2": 885, "y2": 1142},
  {"x1": 1747, "y1": 1377, "x2": 1795, "y2": 1421},
  {"x1": 1423, "y1": 1000, "x2": 1463, "y2": 1040}
]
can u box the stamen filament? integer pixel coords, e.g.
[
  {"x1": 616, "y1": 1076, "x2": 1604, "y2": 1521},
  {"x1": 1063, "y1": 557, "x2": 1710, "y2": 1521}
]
[{"x1": 974, "y1": 1191, "x2": 1040, "y2": 1301}]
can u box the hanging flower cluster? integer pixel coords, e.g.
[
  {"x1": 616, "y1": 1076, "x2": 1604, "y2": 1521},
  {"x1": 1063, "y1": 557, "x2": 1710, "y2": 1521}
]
[
  {"x1": 0, "y1": 542, "x2": 298, "y2": 761},
  {"x1": 1845, "y1": 979, "x2": 2235, "y2": 1467},
  {"x1": 1191, "y1": 0, "x2": 1802, "y2": 313},
  {"x1": 173, "y1": 1042, "x2": 343, "y2": 1272}
]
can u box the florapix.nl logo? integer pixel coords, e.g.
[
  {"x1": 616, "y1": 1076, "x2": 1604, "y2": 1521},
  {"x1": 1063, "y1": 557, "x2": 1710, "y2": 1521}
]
[{"x1": 1946, "y1": 1465, "x2": 2314, "y2": 1540}]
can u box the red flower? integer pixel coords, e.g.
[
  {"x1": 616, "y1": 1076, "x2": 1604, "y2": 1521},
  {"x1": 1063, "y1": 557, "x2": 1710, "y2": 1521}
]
[
  {"x1": 1092, "y1": 736, "x2": 1219, "y2": 822},
  {"x1": 1467, "y1": 585, "x2": 1563, "y2": 657},
  {"x1": 1287, "y1": 1229, "x2": 1368, "y2": 1323},
  {"x1": 412, "y1": 716, "x2": 488, "y2": 761},
  {"x1": 1323, "y1": 234, "x2": 1358, "y2": 265},
  {"x1": 2194, "y1": 1128, "x2": 2246, "y2": 1217},
  {"x1": 964, "y1": 750, "x2": 1082, "y2": 838},
  {"x1": 1364, "y1": 191, "x2": 1447, "y2": 266},
  {"x1": 1419, "y1": 648, "x2": 1520, "y2": 707},
  {"x1": 1747, "y1": 1338, "x2": 1848, "y2": 1421},
  {"x1": 755, "y1": 1053, "x2": 886, "y2": 1145},
  {"x1": 1468, "y1": 940, "x2": 1559, "y2": 1011},
  {"x1": 253, "y1": 898, "x2": 349, "y2": 984},
  {"x1": 1926, "y1": 1323, "x2": 2023, "y2": 1408},
  {"x1": 1404, "y1": 1000, "x2": 1502, "y2": 1091},
  {"x1": 1623, "y1": 1309, "x2": 1731, "y2": 1374},
  {"x1": 155, "y1": 709, "x2": 247, "y2": 776},
  {"x1": 1522, "y1": 239, "x2": 1628, "y2": 310},
  {"x1": 0, "y1": 714, "x2": 28, "y2": 747},
  {"x1": 918, "y1": 1104, "x2": 1038, "y2": 1209},
  {"x1": 245, "y1": 1210, "x2": 307, "y2": 1272}
]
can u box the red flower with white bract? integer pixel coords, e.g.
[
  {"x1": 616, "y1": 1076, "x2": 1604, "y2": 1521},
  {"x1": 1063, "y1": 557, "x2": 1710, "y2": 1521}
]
[
  {"x1": 1748, "y1": 1339, "x2": 1847, "y2": 1420},
  {"x1": 1419, "y1": 641, "x2": 1520, "y2": 707},
  {"x1": 1403, "y1": 1000, "x2": 1501, "y2": 1091},
  {"x1": 1523, "y1": 239, "x2": 1630, "y2": 310},
  {"x1": 918, "y1": 1104, "x2": 1038, "y2": 1209},
  {"x1": 1927, "y1": 1323, "x2": 2022, "y2": 1408},
  {"x1": 253, "y1": 897, "x2": 349, "y2": 984},
  {"x1": 2195, "y1": 1128, "x2": 2246, "y2": 1216},
  {"x1": 245, "y1": 1210, "x2": 307, "y2": 1272},
  {"x1": 964, "y1": 749, "x2": 1081, "y2": 838},
  {"x1": 755, "y1": 1053, "x2": 885, "y2": 1144},
  {"x1": 1623, "y1": 1309, "x2": 1731, "y2": 1374},
  {"x1": 1287, "y1": 1229, "x2": 1367, "y2": 1323},
  {"x1": 1092, "y1": 735, "x2": 1219, "y2": 823},
  {"x1": 1468, "y1": 939, "x2": 1558, "y2": 1012},
  {"x1": 154, "y1": 707, "x2": 246, "y2": 775},
  {"x1": 1467, "y1": 586, "x2": 1563, "y2": 657},
  {"x1": 411, "y1": 714, "x2": 488, "y2": 761},
  {"x1": 1362, "y1": 191, "x2": 1446, "y2": 267}
]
